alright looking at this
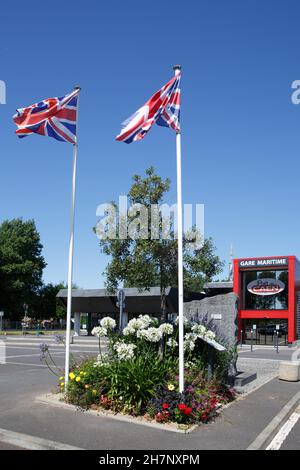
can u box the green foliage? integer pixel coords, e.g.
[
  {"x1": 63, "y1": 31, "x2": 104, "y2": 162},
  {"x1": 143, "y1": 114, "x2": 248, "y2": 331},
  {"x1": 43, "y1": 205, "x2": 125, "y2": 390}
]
[
  {"x1": 102, "y1": 354, "x2": 175, "y2": 413},
  {"x1": 65, "y1": 354, "x2": 176, "y2": 414},
  {"x1": 0, "y1": 218, "x2": 46, "y2": 318}
]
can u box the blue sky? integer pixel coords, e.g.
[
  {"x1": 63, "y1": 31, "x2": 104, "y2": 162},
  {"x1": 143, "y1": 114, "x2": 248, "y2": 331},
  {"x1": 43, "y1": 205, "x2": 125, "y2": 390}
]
[{"x1": 1, "y1": 0, "x2": 300, "y2": 288}]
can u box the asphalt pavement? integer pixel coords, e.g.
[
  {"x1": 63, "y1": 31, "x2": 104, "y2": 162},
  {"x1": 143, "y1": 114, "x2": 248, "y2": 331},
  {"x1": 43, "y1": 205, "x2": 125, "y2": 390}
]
[{"x1": 0, "y1": 335, "x2": 299, "y2": 450}]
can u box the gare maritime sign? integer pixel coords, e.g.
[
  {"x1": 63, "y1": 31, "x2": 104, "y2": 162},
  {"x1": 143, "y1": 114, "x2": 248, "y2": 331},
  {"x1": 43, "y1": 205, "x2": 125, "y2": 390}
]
[{"x1": 239, "y1": 258, "x2": 288, "y2": 268}]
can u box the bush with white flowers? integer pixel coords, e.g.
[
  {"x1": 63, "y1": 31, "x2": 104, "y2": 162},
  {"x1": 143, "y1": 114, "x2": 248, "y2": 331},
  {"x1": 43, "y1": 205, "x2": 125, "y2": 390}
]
[
  {"x1": 100, "y1": 317, "x2": 116, "y2": 331},
  {"x1": 92, "y1": 326, "x2": 108, "y2": 337},
  {"x1": 167, "y1": 338, "x2": 178, "y2": 348},
  {"x1": 183, "y1": 332, "x2": 198, "y2": 352},
  {"x1": 191, "y1": 323, "x2": 216, "y2": 341},
  {"x1": 159, "y1": 323, "x2": 174, "y2": 335},
  {"x1": 94, "y1": 353, "x2": 110, "y2": 367},
  {"x1": 175, "y1": 315, "x2": 189, "y2": 326},
  {"x1": 113, "y1": 342, "x2": 136, "y2": 361}
]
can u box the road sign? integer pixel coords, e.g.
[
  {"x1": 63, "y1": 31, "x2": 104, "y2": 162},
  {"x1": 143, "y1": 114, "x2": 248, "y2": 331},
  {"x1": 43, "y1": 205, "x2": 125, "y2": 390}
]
[
  {"x1": 0, "y1": 312, "x2": 4, "y2": 317},
  {"x1": 117, "y1": 289, "x2": 126, "y2": 332},
  {"x1": 117, "y1": 289, "x2": 125, "y2": 303}
]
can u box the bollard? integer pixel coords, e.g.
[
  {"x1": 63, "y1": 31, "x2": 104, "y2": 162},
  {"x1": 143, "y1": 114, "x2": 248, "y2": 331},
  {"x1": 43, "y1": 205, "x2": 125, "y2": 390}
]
[
  {"x1": 240, "y1": 330, "x2": 243, "y2": 348},
  {"x1": 251, "y1": 330, "x2": 253, "y2": 352}
]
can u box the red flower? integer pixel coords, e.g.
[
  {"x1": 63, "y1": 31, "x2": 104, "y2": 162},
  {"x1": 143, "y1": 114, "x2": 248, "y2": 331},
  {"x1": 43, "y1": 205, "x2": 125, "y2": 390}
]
[
  {"x1": 184, "y1": 407, "x2": 192, "y2": 415},
  {"x1": 162, "y1": 403, "x2": 169, "y2": 410},
  {"x1": 178, "y1": 403, "x2": 187, "y2": 411}
]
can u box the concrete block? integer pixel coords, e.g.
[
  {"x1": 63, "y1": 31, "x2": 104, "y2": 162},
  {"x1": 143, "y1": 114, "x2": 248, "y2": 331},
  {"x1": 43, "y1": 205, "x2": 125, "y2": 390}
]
[
  {"x1": 279, "y1": 361, "x2": 300, "y2": 382},
  {"x1": 227, "y1": 371, "x2": 257, "y2": 387}
]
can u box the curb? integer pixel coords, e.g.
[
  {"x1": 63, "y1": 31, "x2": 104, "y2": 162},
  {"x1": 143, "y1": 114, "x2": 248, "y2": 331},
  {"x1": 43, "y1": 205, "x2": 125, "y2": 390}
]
[
  {"x1": 36, "y1": 394, "x2": 198, "y2": 434},
  {"x1": 247, "y1": 388, "x2": 300, "y2": 450}
]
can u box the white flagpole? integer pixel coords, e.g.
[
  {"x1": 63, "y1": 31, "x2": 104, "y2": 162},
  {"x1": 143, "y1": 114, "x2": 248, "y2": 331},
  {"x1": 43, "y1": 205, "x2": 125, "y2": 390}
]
[
  {"x1": 64, "y1": 86, "x2": 81, "y2": 390},
  {"x1": 173, "y1": 65, "x2": 184, "y2": 393}
]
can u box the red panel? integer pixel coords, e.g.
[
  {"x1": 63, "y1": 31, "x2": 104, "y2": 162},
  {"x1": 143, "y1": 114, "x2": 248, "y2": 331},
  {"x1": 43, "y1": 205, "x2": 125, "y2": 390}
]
[{"x1": 234, "y1": 256, "x2": 297, "y2": 343}]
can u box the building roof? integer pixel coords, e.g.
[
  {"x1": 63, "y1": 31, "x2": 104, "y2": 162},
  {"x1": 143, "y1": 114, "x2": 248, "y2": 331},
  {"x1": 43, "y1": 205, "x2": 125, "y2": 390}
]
[
  {"x1": 204, "y1": 281, "x2": 233, "y2": 296},
  {"x1": 56, "y1": 287, "x2": 205, "y2": 314}
]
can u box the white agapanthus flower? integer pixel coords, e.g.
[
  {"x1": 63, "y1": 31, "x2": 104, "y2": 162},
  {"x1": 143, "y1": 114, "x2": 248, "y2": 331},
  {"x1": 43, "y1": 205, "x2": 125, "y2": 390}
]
[
  {"x1": 191, "y1": 324, "x2": 207, "y2": 337},
  {"x1": 183, "y1": 339, "x2": 195, "y2": 352},
  {"x1": 127, "y1": 318, "x2": 144, "y2": 331},
  {"x1": 138, "y1": 314, "x2": 153, "y2": 329},
  {"x1": 113, "y1": 342, "x2": 136, "y2": 361},
  {"x1": 136, "y1": 329, "x2": 149, "y2": 340},
  {"x1": 92, "y1": 326, "x2": 108, "y2": 337},
  {"x1": 191, "y1": 323, "x2": 216, "y2": 341},
  {"x1": 175, "y1": 315, "x2": 189, "y2": 326},
  {"x1": 143, "y1": 327, "x2": 163, "y2": 343},
  {"x1": 183, "y1": 332, "x2": 198, "y2": 352},
  {"x1": 159, "y1": 323, "x2": 174, "y2": 335},
  {"x1": 167, "y1": 338, "x2": 178, "y2": 348},
  {"x1": 205, "y1": 330, "x2": 216, "y2": 341},
  {"x1": 100, "y1": 317, "x2": 116, "y2": 330},
  {"x1": 123, "y1": 325, "x2": 135, "y2": 336},
  {"x1": 93, "y1": 353, "x2": 110, "y2": 367}
]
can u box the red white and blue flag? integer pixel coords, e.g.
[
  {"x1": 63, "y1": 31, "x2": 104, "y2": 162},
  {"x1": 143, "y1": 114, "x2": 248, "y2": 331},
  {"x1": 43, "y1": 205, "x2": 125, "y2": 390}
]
[
  {"x1": 13, "y1": 89, "x2": 79, "y2": 144},
  {"x1": 116, "y1": 73, "x2": 181, "y2": 144}
]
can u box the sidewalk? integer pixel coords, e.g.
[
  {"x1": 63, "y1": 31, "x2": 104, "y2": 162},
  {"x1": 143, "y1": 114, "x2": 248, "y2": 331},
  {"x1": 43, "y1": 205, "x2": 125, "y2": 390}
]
[{"x1": 193, "y1": 377, "x2": 300, "y2": 450}]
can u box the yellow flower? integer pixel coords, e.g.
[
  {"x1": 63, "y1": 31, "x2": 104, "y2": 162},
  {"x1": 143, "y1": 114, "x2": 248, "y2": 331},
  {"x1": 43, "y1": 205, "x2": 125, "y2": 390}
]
[
  {"x1": 85, "y1": 384, "x2": 90, "y2": 389},
  {"x1": 167, "y1": 383, "x2": 175, "y2": 391},
  {"x1": 80, "y1": 371, "x2": 84, "y2": 376},
  {"x1": 60, "y1": 382, "x2": 65, "y2": 388},
  {"x1": 75, "y1": 376, "x2": 81, "y2": 382},
  {"x1": 59, "y1": 376, "x2": 64, "y2": 381},
  {"x1": 92, "y1": 389, "x2": 97, "y2": 396},
  {"x1": 69, "y1": 372, "x2": 76, "y2": 380}
]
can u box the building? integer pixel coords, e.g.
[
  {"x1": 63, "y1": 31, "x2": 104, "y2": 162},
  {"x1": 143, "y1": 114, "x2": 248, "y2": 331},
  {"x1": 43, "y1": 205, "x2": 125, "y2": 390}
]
[
  {"x1": 233, "y1": 256, "x2": 300, "y2": 344},
  {"x1": 57, "y1": 287, "x2": 204, "y2": 336}
]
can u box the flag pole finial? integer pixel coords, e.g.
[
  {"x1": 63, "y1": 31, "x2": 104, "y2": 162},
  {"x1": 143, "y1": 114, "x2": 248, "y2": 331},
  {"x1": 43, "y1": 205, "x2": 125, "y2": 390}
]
[
  {"x1": 173, "y1": 64, "x2": 181, "y2": 71},
  {"x1": 74, "y1": 85, "x2": 81, "y2": 91}
]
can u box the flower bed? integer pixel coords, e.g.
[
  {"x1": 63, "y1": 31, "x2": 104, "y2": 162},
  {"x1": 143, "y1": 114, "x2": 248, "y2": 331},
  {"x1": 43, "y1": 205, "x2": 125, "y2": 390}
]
[{"x1": 43, "y1": 315, "x2": 236, "y2": 427}]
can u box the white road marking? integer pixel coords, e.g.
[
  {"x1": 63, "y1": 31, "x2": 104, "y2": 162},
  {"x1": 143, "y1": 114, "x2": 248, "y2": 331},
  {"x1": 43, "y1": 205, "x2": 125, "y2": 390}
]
[
  {"x1": 4, "y1": 352, "x2": 65, "y2": 359},
  {"x1": 238, "y1": 357, "x2": 281, "y2": 362},
  {"x1": 2, "y1": 361, "x2": 55, "y2": 368},
  {"x1": 0, "y1": 427, "x2": 82, "y2": 450},
  {"x1": 4, "y1": 342, "x2": 99, "y2": 348},
  {"x1": 266, "y1": 407, "x2": 300, "y2": 450}
]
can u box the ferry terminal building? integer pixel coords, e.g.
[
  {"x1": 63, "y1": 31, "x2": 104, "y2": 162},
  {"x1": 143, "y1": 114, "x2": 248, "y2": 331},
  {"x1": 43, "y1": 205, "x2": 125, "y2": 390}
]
[{"x1": 233, "y1": 256, "x2": 300, "y2": 344}]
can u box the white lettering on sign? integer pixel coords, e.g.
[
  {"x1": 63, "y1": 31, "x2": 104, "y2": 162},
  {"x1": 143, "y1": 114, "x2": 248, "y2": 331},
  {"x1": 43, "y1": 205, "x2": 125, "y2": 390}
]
[
  {"x1": 240, "y1": 260, "x2": 256, "y2": 267},
  {"x1": 239, "y1": 258, "x2": 288, "y2": 268}
]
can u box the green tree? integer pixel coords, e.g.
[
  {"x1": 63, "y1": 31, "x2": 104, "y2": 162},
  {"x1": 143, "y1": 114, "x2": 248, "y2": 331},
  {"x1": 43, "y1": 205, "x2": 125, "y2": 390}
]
[
  {"x1": 97, "y1": 168, "x2": 223, "y2": 322},
  {"x1": 0, "y1": 218, "x2": 46, "y2": 319},
  {"x1": 32, "y1": 282, "x2": 67, "y2": 320}
]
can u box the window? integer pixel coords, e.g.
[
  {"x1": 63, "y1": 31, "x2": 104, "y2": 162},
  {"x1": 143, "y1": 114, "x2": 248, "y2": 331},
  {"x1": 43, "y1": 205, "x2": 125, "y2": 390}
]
[{"x1": 242, "y1": 270, "x2": 288, "y2": 310}]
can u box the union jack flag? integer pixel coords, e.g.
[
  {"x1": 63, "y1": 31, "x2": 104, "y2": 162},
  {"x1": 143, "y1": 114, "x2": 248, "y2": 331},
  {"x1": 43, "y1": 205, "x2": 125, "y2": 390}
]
[
  {"x1": 13, "y1": 89, "x2": 79, "y2": 144},
  {"x1": 116, "y1": 73, "x2": 181, "y2": 144}
]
